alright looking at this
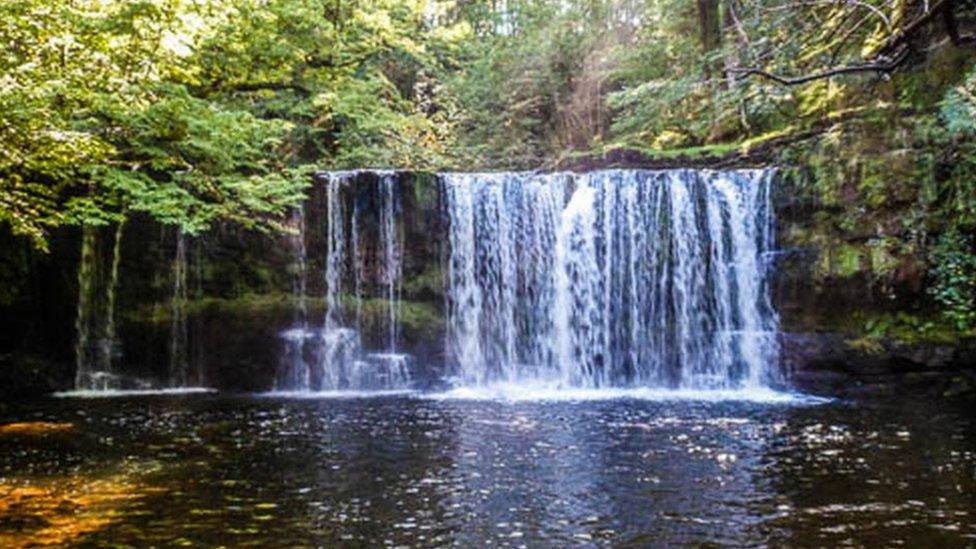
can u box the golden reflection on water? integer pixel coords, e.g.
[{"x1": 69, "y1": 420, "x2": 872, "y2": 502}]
[
  {"x1": 0, "y1": 461, "x2": 160, "y2": 548},
  {"x1": 0, "y1": 422, "x2": 75, "y2": 437}
]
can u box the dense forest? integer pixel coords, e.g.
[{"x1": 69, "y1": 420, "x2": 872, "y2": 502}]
[{"x1": 1, "y1": 0, "x2": 975, "y2": 335}]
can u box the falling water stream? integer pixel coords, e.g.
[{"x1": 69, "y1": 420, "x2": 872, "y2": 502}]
[
  {"x1": 101, "y1": 220, "x2": 125, "y2": 377},
  {"x1": 73, "y1": 225, "x2": 101, "y2": 390},
  {"x1": 168, "y1": 230, "x2": 190, "y2": 387},
  {"x1": 380, "y1": 173, "x2": 402, "y2": 352},
  {"x1": 73, "y1": 169, "x2": 780, "y2": 396},
  {"x1": 444, "y1": 169, "x2": 779, "y2": 391},
  {"x1": 281, "y1": 205, "x2": 312, "y2": 389},
  {"x1": 277, "y1": 171, "x2": 410, "y2": 392},
  {"x1": 74, "y1": 221, "x2": 128, "y2": 391}
]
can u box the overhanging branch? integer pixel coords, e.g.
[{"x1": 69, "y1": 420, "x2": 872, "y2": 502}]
[
  {"x1": 728, "y1": 0, "x2": 973, "y2": 86},
  {"x1": 727, "y1": 49, "x2": 909, "y2": 86}
]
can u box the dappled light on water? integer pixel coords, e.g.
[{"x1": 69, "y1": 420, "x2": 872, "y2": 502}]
[
  {"x1": 0, "y1": 462, "x2": 156, "y2": 548},
  {"x1": 0, "y1": 394, "x2": 972, "y2": 546}
]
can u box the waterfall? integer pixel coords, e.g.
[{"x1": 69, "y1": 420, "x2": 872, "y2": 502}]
[
  {"x1": 69, "y1": 168, "x2": 781, "y2": 394},
  {"x1": 444, "y1": 169, "x2": 780, "y2": 390},
  {"x1": 74, "y1": 225, "x2": 100, "y2": 390},
  {"x1": 281, "y1": 205, "x2": 311, "y2": 389},
  {"x1": 277, "y1": 171, "x2": 412, "y2": 392},
  {"x1": 74, "y1": 221, "x2": 128, "y2": 391},
  {"x1": 168, "y1": 230, "x2": 190, "y2": 387},
  {"x1": 379, "y1": 173, "x2": 402, "y2": 351},
  {"x1": 101, "y1": 220, "x2": 124, "y2": 375},
  {"x1": 279, "y1": 168, "x2": 780, "y2": 393},
  {"x1": 444, "y1": 172, "x2": 566, "y2": 385}
]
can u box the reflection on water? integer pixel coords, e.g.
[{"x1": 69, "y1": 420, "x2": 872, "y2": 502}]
[
  {"x1": 0, "y1": 394, "x2": 973, "y2": 546},
  {"x1": 0, "y1": 422, "x2": 75, "y2": 436},
  {"x1": 0, "y1": 460, "x2": 156, "y2": 548}
]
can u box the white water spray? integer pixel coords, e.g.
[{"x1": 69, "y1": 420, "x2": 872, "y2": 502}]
[
  {"x1": 278, "y1": 171, "x2": 412, "y2": 392},
  {"x1": 444, "y1": 169, "x2": 780, "y2": 390}
]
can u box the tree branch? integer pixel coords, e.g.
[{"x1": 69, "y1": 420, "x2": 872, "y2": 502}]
[
  {"x1": 729, "y1": 0, "x2": 975, "y2": 87},
  {"x1": 727, "y1": 49, "x2": 910, "y2": 86}
]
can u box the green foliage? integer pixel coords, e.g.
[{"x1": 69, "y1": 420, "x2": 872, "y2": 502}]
[
  {"x1": 941, "y1": 67, "x2": 976, "y2": 136},
  {"x1": 929, "y1": 231, "x2": 976, "y2": 332},
  {"x1": 845, "y1": 311, "x2": 964, "y2": 353},
  {"x1": 440, "y1": 1, "x2": 627, "y2": 167},
  {"x1": 0, "y1": 0, "x2": 462, "y2": 248},
  {"x1": 936, "y1": 65, "x2": 976, "y2": 229},
  {"x1": 72, "y1": 83, "x2": 303, "y2": 234},
  {"x1": 323, "y1": 73, "x2": 456, "y2": 169}
]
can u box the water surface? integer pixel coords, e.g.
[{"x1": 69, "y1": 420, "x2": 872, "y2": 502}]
[{"x1": 0, "y1": 393, "x2": 972, "y2": 546}]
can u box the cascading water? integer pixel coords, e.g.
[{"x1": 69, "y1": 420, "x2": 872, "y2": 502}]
[
  {"x1": 74, "y1": 225, "x2": 104, "y2": 390},
  {"x1": 70, "y1": 168, "x2": 781, "y2": 396},
  {"x1": 380, "y1": 174, "x2": 402, "y2": 352},
  {"x1": 74, "y1": 222, "x2": 130, "y2": 391},
  {"x1": 168, "y1": 230, "x2": 191, "y2": 387},
  {"x1": 444, "y1": 169, "x2": 780, "y2": 391},
  {"x1": 277, "y1": 171, "x2": 412, "y2": 392}
]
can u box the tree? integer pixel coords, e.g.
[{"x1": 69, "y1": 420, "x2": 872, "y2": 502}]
[{"x1": 0, "y1": 0, "x2": 466, "y2": 250}]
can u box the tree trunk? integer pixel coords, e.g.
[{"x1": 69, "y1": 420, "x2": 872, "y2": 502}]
[{"x1": 698, "y1": 0, "x2": 721, "y2": 78}]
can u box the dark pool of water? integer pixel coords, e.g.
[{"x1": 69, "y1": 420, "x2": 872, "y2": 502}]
[{"x1": 0, "y1": 392, "x2": 973, "y2": 547}]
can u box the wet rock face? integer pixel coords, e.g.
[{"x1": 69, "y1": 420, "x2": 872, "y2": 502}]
[
  {"x1": 0, "y1": 171, "x2": 451, "y2": 394},
  {"x1": 769, "y1": 171, "x2": 905, "y2": 324},
  {"x1": 781, "y1": 332, "x2": 976, "y2": 398},
  {"x1": 766, "y1": 170, "x2": 976, "y2": 398}
]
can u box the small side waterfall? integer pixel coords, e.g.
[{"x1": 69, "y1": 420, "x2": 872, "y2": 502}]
[
  {"x1": 168, "y1": 230, "x2": 190, "y2": 387},
  {"x1": 103, "y1": 219, "x2": 125, "y2": 376},
  {"x1": 74, "y1": 223, "x2": 203, "y2": 392},
  {"x1": 380, "y1": 174, "x2": 402, "y2": 351},
  {"x1": 444, "y1": 169, "x2": 780, "y2": 390},
  {"x1": 277, "y1": 171, "x2": 412, "y2": 392},
  {"x1": 281, "y1": 205, "x2": 311, "y2": 389},
  {"x1": 74, "y1": 221, "x2": 129, "y2": 391},
  {"x1": 74, "y1": 225, "x2": 102, "y2": 390}
]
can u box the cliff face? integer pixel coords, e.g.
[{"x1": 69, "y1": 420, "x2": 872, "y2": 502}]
[
  {"x1": 0, "y1": 171, "x2": 451, "y2": 397},
  {"x1": 772, "y1": 165, "x2": 976, "y2": 398},
  {"x1": 0, "y1": 167, "x2": 973, "y2": 399}
]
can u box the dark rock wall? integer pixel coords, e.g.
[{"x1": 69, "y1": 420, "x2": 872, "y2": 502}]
[
  {"x1": 772, "y1": 168, "x2": 975, "y2": 398},
  {"x1": 0, "y1": 171, "x2": 448, "y2": 396}
]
